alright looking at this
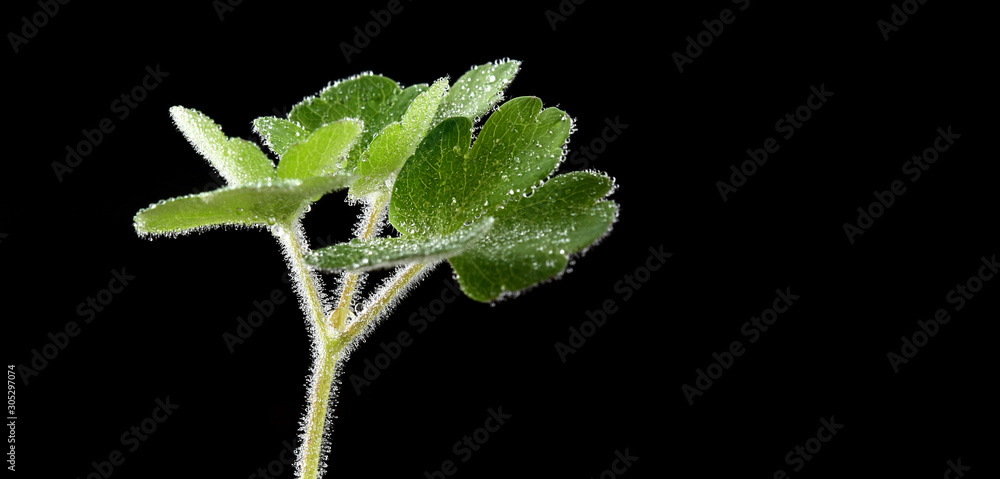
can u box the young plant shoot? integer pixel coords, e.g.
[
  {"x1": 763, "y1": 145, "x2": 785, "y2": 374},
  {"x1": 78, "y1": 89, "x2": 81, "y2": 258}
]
[{"x1": 133, "y1": 59, "x2": 618, "y2": 479}]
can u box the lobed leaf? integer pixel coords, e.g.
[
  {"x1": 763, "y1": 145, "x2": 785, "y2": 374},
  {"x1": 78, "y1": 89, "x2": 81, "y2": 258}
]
[
  {"x1": 350, "y1": 79, "x2": 449, "y2": 198},
  {"x1": 435, "y1": 59, "x2": 520, "y2": 122},
  {"x1": 390, "y1": 96, "x2": 617, "y2": 302},
  {"x1": 390, "y1": 96, "x2": 572, "y2": 237},
  {"x1": 289, "y1": 75, "x2": 400, "y2": 131},
  {"x1": 133, "y1": 175, "x2": 353, "y2": 236},
  {"x1": 305, "y1": 217, "x2": 494, "y2": 272},
  {"x1": 169, "y1": 106, "x2": 276, "y2": 186},
  {"x1": 449, "y1": 172, "x2": 617, "y2": 302},
  {"x1": 276, "y1": 120, "x2": 364, "y2": 180}
]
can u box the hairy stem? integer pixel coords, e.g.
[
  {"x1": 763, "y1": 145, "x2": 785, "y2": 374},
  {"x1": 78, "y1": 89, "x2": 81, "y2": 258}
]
[
  {"x1": 275, "y1": 221, "x2": 329, "y2": 336},
  {"x1": 273, "y1": 220, "x2": 338, "y2": 479},
  {"x1": 293, "y1": 194, "x2": 414, "y2": 479},
  {"x1": 293, "y1": 263, "x2": 427, "y2": 479},
  {"x1": 298, "y1": 341, "x2": 340, "y2": 479},
  {"x1": 346, "y1": 262, "x2": 428, "y2": 340},
  {"x1": 328, "y1": 194, "x2": 389, "y2": 331}
]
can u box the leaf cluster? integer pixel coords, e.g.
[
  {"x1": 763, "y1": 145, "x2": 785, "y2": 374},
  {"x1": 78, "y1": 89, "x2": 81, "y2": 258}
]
[{"x1": 134, "y1": 60, "x2": 617, "y2": 301}]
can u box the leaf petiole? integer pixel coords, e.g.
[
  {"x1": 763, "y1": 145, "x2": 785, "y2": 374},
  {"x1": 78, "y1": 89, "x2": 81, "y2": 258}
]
[
  {"x1": 273, "y1": 219, "x2": 331, "y2": 337},
  {"x1": 328, "y1": 193, "x2": 390, "y2": 331}
]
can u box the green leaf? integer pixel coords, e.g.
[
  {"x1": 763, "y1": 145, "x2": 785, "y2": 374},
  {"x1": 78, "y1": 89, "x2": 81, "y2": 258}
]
[
  {"x1": 382, "y1": 84, "x2": 428, "y2": 124},
  {"x1": 350, "y1": 78, "x2": 449, "y2": 198},
  {"x1": 391, "y1": 96, "x2": 572, "y2": 237},
  {"x1": 289, "y1": 75, "x2": 400, "y2": 131},
  {"x1": 390, "y1": 96, "x2": 616, "y2": 302},
  {"x1": 133, "y1": 175, "x2": 353, "y2": 236},
  {"x1": 449, "y1": 172, "x2": 617, "y2": 302},
  {"x1": 276, "y1": 120, "x2": 364, "y2": 180},
  {"x1": 253, "y1": 116, "x2": 308, "y2": 156},
  {"x1": 305, "y1": 217, "x2": 494, "y2": 271},
  {"x1": 169, "y1": 106, "x2": 276, "y2": 186},
  {"x1": 436, "y1": 59, "x2": 520, "y2": 122},
  {"x1": 289, "y1": 75, "x2": 407, "y2": 171}
]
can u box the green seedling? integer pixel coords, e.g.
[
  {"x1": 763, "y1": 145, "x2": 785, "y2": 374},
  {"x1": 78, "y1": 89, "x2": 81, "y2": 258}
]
[{"x1": 133, "y1": 59, "x2": 618, "y2": 479}]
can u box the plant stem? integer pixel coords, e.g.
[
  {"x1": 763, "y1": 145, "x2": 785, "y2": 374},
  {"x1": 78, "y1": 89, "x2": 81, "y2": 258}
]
[
  {"x1": 288, "y1": 194, "x2": 426, "y2": 479},
  {"x1": 298, "y1": 340, "x2": 340, "y2": 479},
  {"x1": 275, "y1": 221, "x2": 330, "y2": 336},
  {"x1": 273, "y1": 220, "x2": 337, "y2": 479},
  {"x1": 328, "y1": 194, "x2": 389, "y2": 331},
  {"x1": 293, "y1": 262, "x2": 428, "y2": 479},
  {"x1": 346, "y1": 262, "x2": 428, "y2": 339}
]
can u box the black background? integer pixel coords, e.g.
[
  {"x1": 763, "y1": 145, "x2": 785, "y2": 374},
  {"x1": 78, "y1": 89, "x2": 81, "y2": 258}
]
[{"x1": 3, "y1": 1, "x2": 996, "y2": 478}]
